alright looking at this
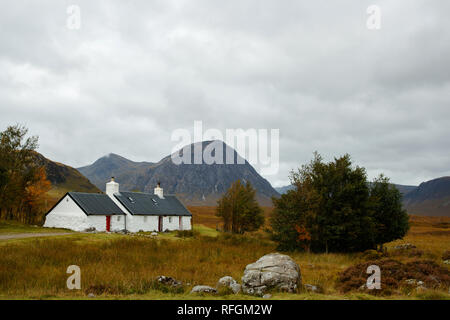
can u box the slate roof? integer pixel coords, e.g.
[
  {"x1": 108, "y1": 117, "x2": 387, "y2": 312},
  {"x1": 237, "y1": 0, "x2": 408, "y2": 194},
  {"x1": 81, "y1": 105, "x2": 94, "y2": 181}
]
[
  {"x1": 114, "y1": 191, "x2": 192, "y2": 216},
  {"x1": 66, "y1": 192, "x2": 126, "y2": 216}
]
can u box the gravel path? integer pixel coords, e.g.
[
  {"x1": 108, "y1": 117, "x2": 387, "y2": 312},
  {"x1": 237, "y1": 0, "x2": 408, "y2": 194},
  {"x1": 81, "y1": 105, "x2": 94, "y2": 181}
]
[{"x1": 0, "y1": 232, "x2": 74, "y2": 240}]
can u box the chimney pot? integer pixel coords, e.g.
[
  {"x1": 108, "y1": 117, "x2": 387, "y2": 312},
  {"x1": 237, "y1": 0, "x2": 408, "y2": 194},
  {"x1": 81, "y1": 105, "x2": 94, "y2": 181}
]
[
  {"x1": 154, "y1": 182, "x2": 164, "y2": 199},
  {"x1": 106, "y1": 178, "x2": 119, "y2": 197}
]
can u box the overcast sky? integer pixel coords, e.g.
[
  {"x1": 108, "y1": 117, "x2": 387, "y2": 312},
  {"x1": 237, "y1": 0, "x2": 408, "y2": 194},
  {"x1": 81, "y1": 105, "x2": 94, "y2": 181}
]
[{"x1": 1, "y1": 0, "x2": 449, "y2": 187}]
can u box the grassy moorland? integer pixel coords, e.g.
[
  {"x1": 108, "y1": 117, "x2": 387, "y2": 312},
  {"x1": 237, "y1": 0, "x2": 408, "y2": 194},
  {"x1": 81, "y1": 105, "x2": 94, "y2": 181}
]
[{"x1": 0, "y1": 209, "x2": 449, "y2": 300}]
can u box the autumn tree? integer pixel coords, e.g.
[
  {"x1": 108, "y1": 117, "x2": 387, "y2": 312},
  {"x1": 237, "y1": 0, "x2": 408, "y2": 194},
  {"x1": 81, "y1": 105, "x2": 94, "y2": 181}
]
[
  {"x1": 0, "y1": 124, "x2": 50, "y2": 224},
  {"x1": 22, "y1": 167, "x2": 52, "y2": 224},
  {"x1": 216, "y1": 180, "x2": 264, "y2": 234}
]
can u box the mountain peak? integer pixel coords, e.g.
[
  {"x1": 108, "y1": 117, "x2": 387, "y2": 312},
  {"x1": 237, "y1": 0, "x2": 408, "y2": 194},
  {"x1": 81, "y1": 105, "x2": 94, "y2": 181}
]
[{"x1": 78, "y1": 141, "x2": 279, "y2": 205}]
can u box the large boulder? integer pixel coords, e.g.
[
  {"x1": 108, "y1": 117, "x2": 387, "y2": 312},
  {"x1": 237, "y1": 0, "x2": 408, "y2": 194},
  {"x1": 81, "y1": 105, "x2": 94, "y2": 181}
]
[{"x1": 241, "y1": 253, "x2": 301, "y2": 295}]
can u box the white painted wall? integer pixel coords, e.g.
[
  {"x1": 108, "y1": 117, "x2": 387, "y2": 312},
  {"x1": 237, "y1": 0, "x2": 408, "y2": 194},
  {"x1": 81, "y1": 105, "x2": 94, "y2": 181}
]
[
  {"x1": 44, "y1": 195, "x2": 89, "y2": 231},
  {"x1": 111, "y1": 215, "x2": 126, "y2": 231},
  {"x1": 181, "y1": 216, "x2": 192, "y2": 231},
  {"x1": 126, "y1": 216, "x2": 158, "y2": 233}
]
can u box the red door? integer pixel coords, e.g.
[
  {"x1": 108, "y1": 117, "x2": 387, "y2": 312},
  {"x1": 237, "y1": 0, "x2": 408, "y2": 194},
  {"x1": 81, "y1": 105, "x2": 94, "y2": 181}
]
[
  {"x1": 106, "y1": 216, "x2": 111, "y2": 232},
  {"x1": 179, "y1": 216, "x2": 182, "y2": 230},
  {"x1": 158, "y1": 216, "x2": 163, "y2": 232}
]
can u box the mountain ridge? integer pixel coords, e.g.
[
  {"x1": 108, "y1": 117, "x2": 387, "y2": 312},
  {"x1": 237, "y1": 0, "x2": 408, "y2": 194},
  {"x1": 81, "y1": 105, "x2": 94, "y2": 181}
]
[
  {"x1": 78, "y1": 141, "x2": 280, "y2": 206},
  {"x1": 32, "y1": 152, "x2": 101, "y2": 199}
]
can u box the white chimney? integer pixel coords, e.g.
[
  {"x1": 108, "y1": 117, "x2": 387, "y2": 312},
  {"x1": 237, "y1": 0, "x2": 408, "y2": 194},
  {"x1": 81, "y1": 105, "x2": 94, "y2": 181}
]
[
  {"x1": 154, "y1": 182, "x2": 164, "y2": 199},
  {"x1": 106, "y1": 177, "x2": 120, "y2": 197}
]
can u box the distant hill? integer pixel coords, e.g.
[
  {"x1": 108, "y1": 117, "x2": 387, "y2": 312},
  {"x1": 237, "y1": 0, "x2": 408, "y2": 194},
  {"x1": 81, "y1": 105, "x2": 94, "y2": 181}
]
[
  {"x1": 78, "y1": 141, "x2": 280, "y2": 206},
  {"x1": 274, "y1": 185, "x2": 295, "y2": 194},
  {"x1": 275, "y1": 180, "x2": 450, "y2": 217},
  {"x1": 403, "y1": 177, "x2": 450, "y2": 217},
  {"x1": 394, "y1": 184, "x2": 417, "y2": 196},
  {"x1": 33, "y1": 152, "x2": 100, "y2": 199}
]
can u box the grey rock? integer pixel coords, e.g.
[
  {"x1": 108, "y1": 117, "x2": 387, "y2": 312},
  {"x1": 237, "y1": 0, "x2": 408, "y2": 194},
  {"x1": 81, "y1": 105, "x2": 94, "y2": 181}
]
[
  {"x1": 87, "y1": 293, "x2": 95, "y2": 298},
  {"x1": 262, "y1": 294, "x2": 272, "y2": 299},
  {"x1": 156, "y1": 276, "x2": 182, "y2": 288},
  {"x1": 151, "y1": 232, "x2": 158, "y2": 237},
  {"x1": 230, "y1": 283, "x2": 242, "y2": 294},
  {"x1": 217, "y1": 276, "x2": 237, "y2": 288},
  {"x1": 217, "y1": 276, "x2": 241, "y2": 294},
  {"x1": 443, "y1": 260, "x2": 450, "y2": 265},
  {"x1": 242, "y1": 253, "x2": 301, "y2": 296},
  {"x1": 190, "y1": 285, "x2": 218, "y2": 294},
  {"x1": 304, "y1": 284, "x2": 323, "y2": 294},
  {"x1": 394, "y1": 243, "x2": 416, "y2": 250}
]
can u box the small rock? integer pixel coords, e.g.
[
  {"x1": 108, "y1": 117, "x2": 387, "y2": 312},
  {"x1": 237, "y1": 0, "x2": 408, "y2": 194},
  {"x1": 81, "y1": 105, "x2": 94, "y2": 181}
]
[
  {"x1": 405, "y1": 279, "x2": 417, "y2": 285},
  {"x1": 190, "y1": 285, "x2": 217, "y2": 294},
  {"x1": 443, "y1": 260, "x2": 450, "y2": 265},
  {"x1": 87, "y1": 293, "x2": 95, "y2": 298},
  {"x1": 217, "y1": 276, "x2": 237, "y2": 288},
  {"x1": 394, "y1": 243, "x2": 416, "y2": 250},
  {"x1": 217, "y1": 276, "x2": 241, "y2": 294},
  {"x1": 156, "y1": 276, "x2": 182, "y2": 288},
  {"x1": 304, "y1": 284, "x2": 323, "y2": 294},
  {"x1": 151, "y1": 232, "x2": 158, "y2": 237},
  {"x1": 262, "y1": 294, "x2": 272, "y2": 299}
]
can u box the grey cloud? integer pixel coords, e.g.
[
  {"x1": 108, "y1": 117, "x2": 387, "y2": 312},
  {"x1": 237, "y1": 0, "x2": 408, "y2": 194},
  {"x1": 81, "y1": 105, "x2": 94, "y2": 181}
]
[{"x1": 0, "y1": 0, "x2": 449, "y2": 188}]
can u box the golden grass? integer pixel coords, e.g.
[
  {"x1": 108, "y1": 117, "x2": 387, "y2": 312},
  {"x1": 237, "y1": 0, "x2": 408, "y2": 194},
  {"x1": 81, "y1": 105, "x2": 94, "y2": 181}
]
[
  {"x1": 0, "y1": 220, "x2": 71, "y2": 234},
  {"x1": 0, "y1": 213, "x2": 448, "y2": 300}
]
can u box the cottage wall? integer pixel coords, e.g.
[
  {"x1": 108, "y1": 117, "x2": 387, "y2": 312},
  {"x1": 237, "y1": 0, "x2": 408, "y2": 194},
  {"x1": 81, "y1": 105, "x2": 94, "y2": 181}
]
[
  {"x1": 125, "y1": 216, "x2": 158, "y2": 232},
  {"x1": 111, "y1": 215, "x2": 126, "y2": 231},
  {"x1": 44, "y1": 195, "x2": 89, "y2": 231},
  {"x1": 86, "y1": 215, "x2": 124, "y2": 232},
  {"x1": 181, "y1": 216, "x2": 192, "y2": 231}
]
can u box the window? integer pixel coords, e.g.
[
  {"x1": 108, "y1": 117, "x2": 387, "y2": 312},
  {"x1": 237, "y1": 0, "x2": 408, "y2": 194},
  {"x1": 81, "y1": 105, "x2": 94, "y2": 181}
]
[
  {"x1": 169, "y1": 217, "x2": 172, "y2": 223},
  {"x1": 117, "y1": 216, "x2": 121, "y2": 222},
  {"x1": 144, "y1": 216, "x2": 147, "y2": 223}
]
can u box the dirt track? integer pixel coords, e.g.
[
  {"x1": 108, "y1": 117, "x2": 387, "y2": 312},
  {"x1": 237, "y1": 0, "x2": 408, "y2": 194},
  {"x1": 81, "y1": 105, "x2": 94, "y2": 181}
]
[{"x1": 0, "y1": 232, "x2": 73, "y2": 240}]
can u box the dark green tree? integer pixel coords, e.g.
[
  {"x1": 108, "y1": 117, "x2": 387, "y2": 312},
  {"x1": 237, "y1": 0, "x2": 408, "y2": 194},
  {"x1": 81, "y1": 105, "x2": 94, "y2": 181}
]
[
  {"x1": 369, "y1": 175, "x2": 410, "y2": 251},
  {"x1": 216, "y1": 180, "x2": 264, "y2": 234},
  {"x1": 271, "y1": 153, "x2": 407, "y2": 253}
]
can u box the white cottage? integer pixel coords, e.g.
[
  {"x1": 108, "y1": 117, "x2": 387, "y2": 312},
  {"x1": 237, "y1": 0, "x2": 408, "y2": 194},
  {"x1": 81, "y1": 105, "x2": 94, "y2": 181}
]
[{"x1": 44, "y1": 178, "x2": 192, "y2": 232}]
